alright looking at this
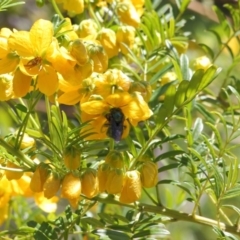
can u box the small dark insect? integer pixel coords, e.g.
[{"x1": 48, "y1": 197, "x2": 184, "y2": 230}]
[{"x1": 105, "y1": 108, "x2": 125, "y2": 142}]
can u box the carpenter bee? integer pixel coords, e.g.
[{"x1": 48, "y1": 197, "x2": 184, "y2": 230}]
[{"x1": 105, "y1": 108, "x2": 125, "y2": 142}]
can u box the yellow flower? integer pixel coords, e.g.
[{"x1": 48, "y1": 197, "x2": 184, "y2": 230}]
[
  {"x1": 8, "y1": 19, "x2": 59, "y2": 96},
  {"x1": 0, "y1": 74, "x2": 13, "y2": 101},
  {"x1": 193, "y1": 56, "x2": 212, "y2": 71},
  {"x1": 81, "y1": 92, "x2": 152, "y2": 141},
  {"x1": 140, "y1": 161, "x2": 158, "y2": 188},
  {"x1": 119, "y1": 170, "x2": 141, "y2": 203},
  {"x1": 56, "y1": 0, "x2": 84, "y2": 14},
  {"x1": 97, "y1": 28, "x2": 119, "y2": 58},
  {"x1": 0, "y1": 204, "x2": 9, "y2": 226},
  {"x1": 61, "y1": 172, "x2": 81, "y2": 199},
  {"x1": 81, "y1": 169, "x2": 99, "y2": 198},
  {"x1": 94, "y1": 69, "x2": 131, "y2": 98},
  {"x1": 160, "y1": 72, "x2": 177, "y2": 86},
  {"x1": 105, "y1": 150, "x2": 124, "y2": 169},
  {"x1": 106, "y1": 169, "x2": 124, "y2": 194},
  {"x1": 30, "y1": 164, "x2": 49, "y2": 192},
  {"x1": 58, "y1": 74, "x2": 95, "y2": 105},
  {"x1": 117, "y1": 1, "x2": 141, "y2": 27},
  {"x1": 43, "y1": 173, "x2": 61, "y2": 199},
  {"x1": 77, "y1": 19, "x2": 98, "y2": 38},
  {"x1": 34, "y1": 192, "x2": 59, "y2": 213},
  {"x1": 63, "y1": 147, "x2": 81, "y2": 170},
  {"x1": 97, "y1": 163, "x2": 110, "y2": 193},
  {"x1": 20, "y1": 133, "x2": 35, "y2": 149},
  {"x1": 116, "y1": 26, "x2": 136, "y2": 55},
  {"x1": 5, "y1": 161, "x2": 23, "y2": 180},
  {"x1": 68, "y1": 39, "x2": 89, "y2": 66},
  {"x1": 0, "y1": 176, "x2": 12, "y2": 208},
  {"x1": 0, "y1": 28, "x2": 13, "y2": 58},
  {"x1": 84, "y1": 40, "x2": 108, "y2": 73}
]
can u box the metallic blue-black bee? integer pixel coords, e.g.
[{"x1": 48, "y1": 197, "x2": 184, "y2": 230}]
[{"x1": 105, "y1": 108, "x2": 125, "y2": 142}]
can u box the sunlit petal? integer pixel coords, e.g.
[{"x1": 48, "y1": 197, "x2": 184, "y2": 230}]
[
  {"x1": 8, "y1": 31, "x2": 34, "y2": 57},
  {"x1": 0, "y1": 54, "x2": 19, "y2": 74},
  {"x1": 58, "y1": 90, "x2": 81, "y2": 105},
  {"x1": 13, "y1": 69, "x2": 32, "y2": 97},
  {"x1": 30, "y1": 19, "x2": 53, "y2": 56},
  {"x1": 81, "y1": 100, "x2": 109, "y2": 115},
  {"x1": 37, "y1": 65, "x2": 58, "y2": 96},
  {"x1": 106, "y1": 92, "x2": 132, "y2": 107}
]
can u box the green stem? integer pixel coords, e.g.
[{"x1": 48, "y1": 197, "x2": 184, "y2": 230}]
[
  {"x1": 50, "y1": 0, "x2": 64, "y2": 20},
  {"x1": 0, "y1": 138, "x2": 35, "y2": 168},
  {"x1": 142, "y1": 188, "x2": 158, "y2": 205},
  {"x1": 96, "y1": 196, "x2": 240, "y2": 236}
]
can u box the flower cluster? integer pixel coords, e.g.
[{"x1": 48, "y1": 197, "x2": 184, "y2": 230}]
[
  {"x1": 0, "y1": 10, "x2": 152, "y2": 140},
  {"x1": 0, "y1": 0, "x2": 156, "y2": 224}
]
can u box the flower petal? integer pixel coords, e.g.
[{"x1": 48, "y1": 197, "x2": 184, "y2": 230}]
[
  {"x1": 106, "y1": 92, "x2": 132, "y2": 107},
  {"x1": 13, "y1": 69, "x2": 32, "y2": 97},
  {"x1": 58, "y1": 90, "x2": 81, "y2": 105},
  {"x1": 81, "y1": 100, "x2": 109, "y2": 115},
  {"x1": 30, "y1": 19, "x2": 53, "y2": 56},
  {"x1": 37, "y1": 65, "x2": 58, "y2": 96},
  {"x1": 8, "y1": 31, "x2": 34, "y2": 57},
  {"x1": 0, "y1": 54, "x2": 19, "y2": 74}
]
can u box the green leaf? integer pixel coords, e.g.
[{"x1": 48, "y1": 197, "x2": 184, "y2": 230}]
[
  {"x1": 132, "y1": 223, "x2": 170, "y2": 239},
  {"x1": 93, "y1": 229, "x2": 130, "y2": 240},
  {"x1": 174, "y1": 80, "x2": 189, "y2": 107},
  {"x1": 155, "y1": 150, "x2": 185, "y2": 162},
  {"x1": 133, "y1": 125, "x2": 146, "y2": 146},
  {"x1": 158, "y1": 163, "x2": 180, "y2": 172},
  {"x1": 198, "y1": 65, "x2": 219, "y2": 91},
  {"x1": 180, "y1": 54, "x2": 191, "y2": 81},
  {"x1": 82, "y1": 217, "x2": 105, "y2": 228},
  {"x1": 198, "y1": 43, "x2": 215, "y2": 59},
  {"x1": 186, "y1": 69, "x2": 204, "y2": 99},
  {"x1": 15, "y1": 104, "x2": 28, "y2": 113},
  {"x1": 0, "y1": 0, "x2": 25, "y2": 11},
  {"x1": 205, "y1": 122, "x2": 222, "y2": 149},
  {"x1": 162, "y1": 84, "x2": 176, "y2": 117},
  {"x1": 177, "y1": 0, "x2": 191, "y2": 14},
  {"x1": 192, "y1": 118, "x2": 204, "y2": 141},
  {"x1": 149, "y1": 62, "x2": 172, "y2": 85},
  {"x1": 212, "y1": 6, "x2": 231, "y2": 38}
]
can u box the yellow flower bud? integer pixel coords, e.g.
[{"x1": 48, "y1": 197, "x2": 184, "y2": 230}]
[
  {"x1": 117, "y1": 1, "x2": 140, "y2": 27},
  {"x1": 5, "y1": 161, "x2": 23, "y2": 180},
  {"x1": 105, "y1": 150, "x2": 124, "y2": 169},
  {"x1": 160, "y1": 72, "x2": 177, "y2": 86},
  {"x1": 78, "y1": 19, "x2": 98, "y2": 38},
  {"x1": 61, "y1": 0, "x2": 84, "y2": 14},
  {"x1": 69, "y1": 39, "x2": 89, "y2": 66},
  {"x1": 43, "y1": 173, "x2": 61, "y2": 199},
  {"x1": 140, "y1": 161, "x2": 158, "y2": 188},
  {"x1": 61, "y1": 172, "x2": 81, "y2": 199},
  {"x1": 68, "y1": 197, "x2": 80, "y2": 209},
  {"x1": 30, "y1": 164, "x2": 49, "y2": 192},
  {"x1": 193, "y1": 56, "x2": 212, "y2": 71},
  {"x1": 81, "y1": 168, "x2": 99, "y2": 198},
  {"x1": 85, "y1": 40, "x2": 108, "y2": 73},
  {"x1": 97, "y1": 163, "x2": 110, "y2": 193},
  {"x1": 63, "y1": 148, "x2": 81, "y2": 170},
  {"x1": 20, "y1": 133, "x2": 35, "y2": 149},
  {"x1": 116, "y1": 26, "x2": 135, "y2": 55},
  {"x1": 97, "y1": 28, "x2": 119, "y2": 58},
  {"x1": 119, "y1": 170, "x2": 141, "y2": 203},
  {"x1": 106, "y1": 169, "x2": 124, "y2": 194}
]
